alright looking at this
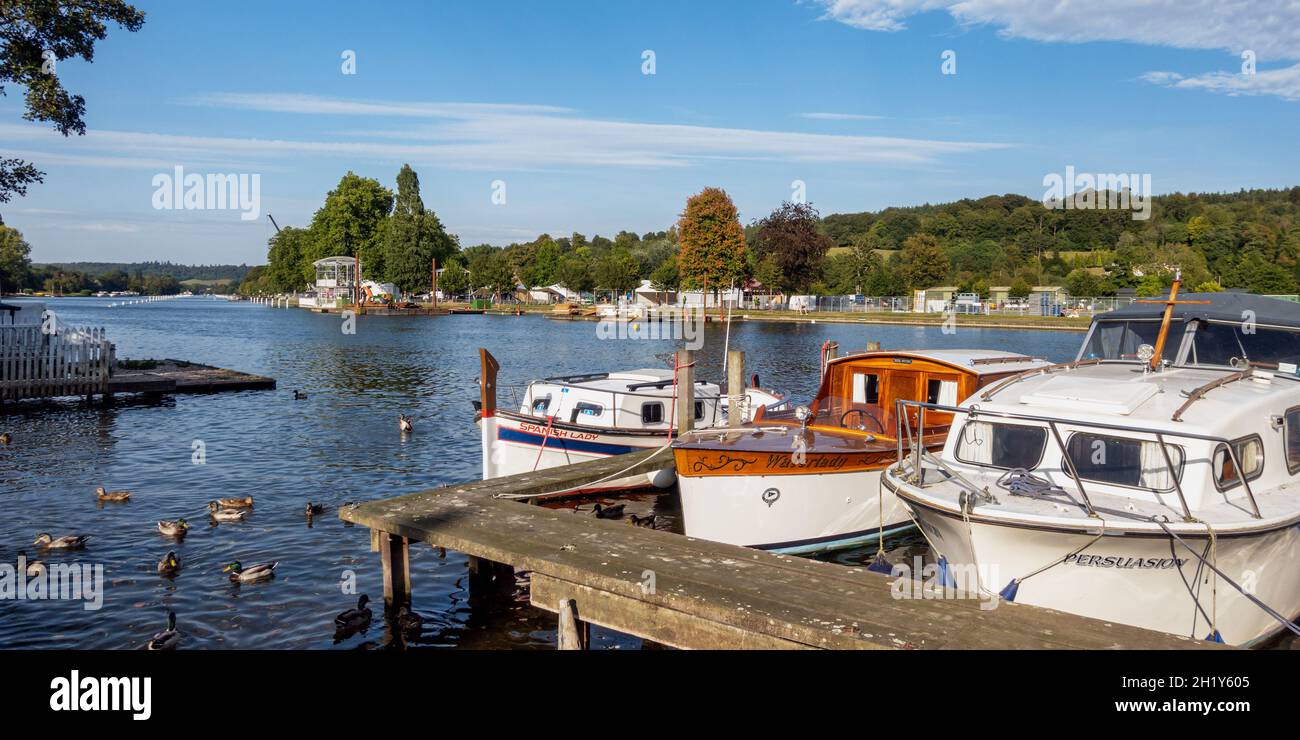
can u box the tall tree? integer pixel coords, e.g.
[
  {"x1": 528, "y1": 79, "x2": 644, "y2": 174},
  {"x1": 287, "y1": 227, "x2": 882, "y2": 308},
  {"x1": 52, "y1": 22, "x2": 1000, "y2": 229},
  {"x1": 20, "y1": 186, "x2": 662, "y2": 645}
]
[
  {"x1": 265, "y1": 226, "x2": 307, "y2": 292},
  {"x1": 0, "y1": 0, "x2": 146, "y2": 210},
  {"x1": 595, "y1": 248, "x2": 641, "y2": 296},
  {"x1": 0, "y1": 224, "x2": 32, "y2": 290},
  {"x1": 677, "y1": 187, "x2": 747, "y2": 302},
  {"x1": 304, "y1": 172, "x2": 393, "y2": 285},
  {"x1": 898, "y1": 233, "x2": 950, "y2": 289},
  {"x1": 438, "y1": 260, "x2": 469, "y2": 298},
  {"x1": 750, "y1": 201, "x2": 833, "y2": 293},
  {"x1": 383, "y1": 164, "x2": 458, "y2": 295}
]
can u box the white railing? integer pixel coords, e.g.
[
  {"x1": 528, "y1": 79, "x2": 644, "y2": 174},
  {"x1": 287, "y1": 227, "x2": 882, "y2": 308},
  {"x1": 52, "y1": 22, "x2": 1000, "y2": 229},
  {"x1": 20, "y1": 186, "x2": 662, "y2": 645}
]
[{"x1": 0, "y1": 325, "x2": 114, "y2": 401}]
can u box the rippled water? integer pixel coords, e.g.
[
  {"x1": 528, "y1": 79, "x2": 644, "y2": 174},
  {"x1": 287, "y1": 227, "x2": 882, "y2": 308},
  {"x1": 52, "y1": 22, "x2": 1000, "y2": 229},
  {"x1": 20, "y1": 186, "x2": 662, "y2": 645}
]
[{"x1": 0, "y1": 298, "x2": 1083, "y2": 649}]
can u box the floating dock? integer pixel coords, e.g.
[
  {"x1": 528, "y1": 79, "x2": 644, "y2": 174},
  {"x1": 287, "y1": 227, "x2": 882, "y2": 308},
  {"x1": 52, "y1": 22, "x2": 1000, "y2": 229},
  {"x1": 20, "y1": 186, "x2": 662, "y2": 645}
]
[
  {"x1": 341, "y1": 449, "x2": 1220, "y2": 650},
  {"x1": 107, "y1": 360, "x2": 275, "y2": 397}
]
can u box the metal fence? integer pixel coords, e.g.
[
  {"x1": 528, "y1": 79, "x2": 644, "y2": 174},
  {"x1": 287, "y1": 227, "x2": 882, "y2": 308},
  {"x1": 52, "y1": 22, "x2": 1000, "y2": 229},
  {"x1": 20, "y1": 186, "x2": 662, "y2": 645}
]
[
  {"x1": 739, "y1": 295, "x2": 1143, "y2": 316},
  {"x1": 0, "y1": 325, "x2": 115, "y2": 401}
]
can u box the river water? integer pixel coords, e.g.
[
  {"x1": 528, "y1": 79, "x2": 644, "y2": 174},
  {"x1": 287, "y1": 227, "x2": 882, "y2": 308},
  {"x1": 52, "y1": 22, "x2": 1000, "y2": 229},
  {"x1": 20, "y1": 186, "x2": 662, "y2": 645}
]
[{"x1": 0, "y1": 297, "x2": 1090, "y2": 649}]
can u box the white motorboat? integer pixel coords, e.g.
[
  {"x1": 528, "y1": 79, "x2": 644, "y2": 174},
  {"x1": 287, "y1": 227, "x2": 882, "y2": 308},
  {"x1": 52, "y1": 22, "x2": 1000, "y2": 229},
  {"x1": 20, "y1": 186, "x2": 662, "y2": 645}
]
[
  {"x1": 884, "y1": 280, "x2": 1300, "y2": 646},
  {"x1": 475, "y1": 348, "x2": 786, "y2": 496},
  {"x1": 672, "y1": 347, "x2": 1050, "y2": 554}
]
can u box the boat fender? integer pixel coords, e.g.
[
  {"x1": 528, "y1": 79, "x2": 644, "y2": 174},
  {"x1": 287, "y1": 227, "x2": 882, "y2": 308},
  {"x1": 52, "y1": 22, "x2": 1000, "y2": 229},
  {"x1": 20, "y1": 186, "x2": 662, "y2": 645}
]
[
  {"x1": 1204, "y1": 629, "x2": 1224, "y2": 643},
  {"x1": 998, "y1": 578, "x2": 1019, "y2": 602},
  {"x1": 936, "y1": 556, "x2": 957, "y2": 589},
  {"x1": 866, "y1": 552, "x2": 893, "y2": 575}
]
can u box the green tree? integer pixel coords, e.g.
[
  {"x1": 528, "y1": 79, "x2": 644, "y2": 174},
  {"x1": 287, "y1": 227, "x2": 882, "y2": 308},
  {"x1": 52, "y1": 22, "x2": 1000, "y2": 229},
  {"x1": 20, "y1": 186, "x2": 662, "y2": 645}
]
[
  {"x1": 677, "y1": 187, "x2": 748, "y2": 299},
  {"x1": 595, "y1": 248, "x2": 641, "y2": 296},
  {"x1": 648, "y1": 255, "x2": 678, "y2": 302},
  {"x1": 304, "y1": 172, "x2": 393, "y2": 284},
  {"x1": 438, "y1": 260, "x2": 469, "y2": 298},
  {"x1": 0, "y1": 225, "x2": 32, "y2": 290},
  {"x1": 752, "y1": 254, "x2": 785, "y2": 296},
  {"x1": 898, "y1": 233, "x2": 950, "y2": 289},
  {"x1": 383, "y1": 164, "x2": 458, "y2": 295},
  {"x1": 265, "y1": 226, "x2": 307, "y2": 292},
  {"x1": 749, "y1": 201, "x2": 833, "y2": 293},
  {"x1": 556, "y1": 250, "x2": 595, "y2": 294},
  {"x1": 0, "y1": 1, "x2": 145, "y2": 208},
  {"x1": 1009, "y1": 277, "x2": 1032, "y2": 299}
]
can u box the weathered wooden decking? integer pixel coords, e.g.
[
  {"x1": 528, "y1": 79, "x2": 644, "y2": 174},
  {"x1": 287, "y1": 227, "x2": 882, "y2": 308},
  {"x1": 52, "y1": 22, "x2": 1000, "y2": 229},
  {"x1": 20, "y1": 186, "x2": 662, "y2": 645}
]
[{"x1": 341, "y1": 450, "x2": 1221, "y2": 650}]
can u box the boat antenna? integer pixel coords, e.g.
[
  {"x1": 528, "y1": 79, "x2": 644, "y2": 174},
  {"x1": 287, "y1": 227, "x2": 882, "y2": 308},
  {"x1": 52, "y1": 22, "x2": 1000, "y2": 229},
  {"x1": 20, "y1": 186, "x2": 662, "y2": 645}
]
[
  {"x1": 722, "y1": 279, "x2": 735, "y2": 375},
  {"x1": 1134, "y1": 269, "x2": 1210, "y2": 371}
]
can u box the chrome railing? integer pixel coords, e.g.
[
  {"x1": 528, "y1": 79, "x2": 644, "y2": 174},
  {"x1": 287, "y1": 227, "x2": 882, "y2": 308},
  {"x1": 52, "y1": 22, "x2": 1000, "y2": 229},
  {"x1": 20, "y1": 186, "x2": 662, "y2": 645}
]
[{"x1": 893, "y1": 398, "x2": 1263, "y2": 521}]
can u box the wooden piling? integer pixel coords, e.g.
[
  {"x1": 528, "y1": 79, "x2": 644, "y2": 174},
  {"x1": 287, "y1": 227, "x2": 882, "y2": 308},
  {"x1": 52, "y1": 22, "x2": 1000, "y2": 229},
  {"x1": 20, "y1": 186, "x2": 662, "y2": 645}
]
[
  {"x1": 379, "y1": 531, "x2": 411, "y2": 610},
  {"x1": 727, "y1": 350, "x2": 744, "y2": 428},
  {"x1": 675, "y1": 349, "x2": 694, "y2": 434},
  {"x1": 557, "y1": 598, "x2": 588, "y2": 650}
]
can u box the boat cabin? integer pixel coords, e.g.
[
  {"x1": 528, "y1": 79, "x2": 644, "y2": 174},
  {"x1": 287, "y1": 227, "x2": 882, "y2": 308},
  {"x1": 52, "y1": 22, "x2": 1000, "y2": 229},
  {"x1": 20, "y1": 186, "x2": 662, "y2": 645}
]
[{"x1": 518, "y1": 369, "x2": 723, "y2": 431}]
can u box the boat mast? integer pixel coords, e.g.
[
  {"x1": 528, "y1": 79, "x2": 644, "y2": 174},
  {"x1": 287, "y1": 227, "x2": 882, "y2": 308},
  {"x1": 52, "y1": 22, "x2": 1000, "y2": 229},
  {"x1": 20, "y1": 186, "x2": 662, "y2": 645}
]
[{"x1": 1136, "y1": 270, "x2": 1210, "y2": 371}]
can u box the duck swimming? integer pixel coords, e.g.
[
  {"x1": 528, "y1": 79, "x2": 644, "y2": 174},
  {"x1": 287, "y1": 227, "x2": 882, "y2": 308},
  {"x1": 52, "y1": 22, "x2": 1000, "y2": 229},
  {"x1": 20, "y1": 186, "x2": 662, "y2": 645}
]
[
  {"x1": 591, "y1": 503, "x2": 625, "y2": 519},
  {"x1": 304, "y1": 502, "x2": 326, "y2": 517},
  {"x1": 399, "y1": 413, "x2": 413, "y2": 433},
  {"x1": 157, "y1": 551, "x2": 181, "y2": 577},
  {"x1": 207, "y1": 502, "x2": 247, "y2": 522},
  {"x1": 95, "y1": 486, "x2": 131, "y2": 502},
  {"x1": 33, "y1": 533, "x2": 90, "y2": 549},
  {"x1": 0, "y1": 432, "x2": 11, "y2": 444},
  {"x1": 157, "y1": 519, "x2": 189, "y2": 538},
  {"x1": 146, "y1": 611, "x2": 179, "y2": 650},
  {"x1": 215, "y1": 496, "x2": 254, "y2": 509},
  {"x1": 334, "y1": 594, "x2": 372, "y2": 631},
  {"x1": 395, "y1": 605, "x2": 424, "y2": 636},
  {"x1": 223, "y1": 560, "x2": 277, "y2": 583},
  {"x1": 293, "y1": 390, "x2": 308, "y2": 400},
  {"x1": 628, "y1": 513, "x2": 657, "y2": 528}
]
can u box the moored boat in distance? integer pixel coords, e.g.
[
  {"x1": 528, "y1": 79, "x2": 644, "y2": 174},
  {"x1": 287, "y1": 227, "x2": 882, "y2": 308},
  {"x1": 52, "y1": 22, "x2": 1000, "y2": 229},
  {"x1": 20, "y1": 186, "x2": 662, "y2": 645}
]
[
  {"x1": 475, "y1": 348, "x2": 786, "y2": 496},
  {"x1": 672, "y1": 348, "x2": 1051, "y2": 554},
  {"x1": 884, "y1": 278, "x2": 1300, "y2": 646}
]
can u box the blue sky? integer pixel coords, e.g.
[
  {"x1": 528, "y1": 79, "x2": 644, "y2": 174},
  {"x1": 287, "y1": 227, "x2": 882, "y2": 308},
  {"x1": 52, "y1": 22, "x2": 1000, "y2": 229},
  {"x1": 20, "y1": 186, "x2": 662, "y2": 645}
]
[{"x1": 3, "y1": 0, "x2": 1299, "y2": 264}]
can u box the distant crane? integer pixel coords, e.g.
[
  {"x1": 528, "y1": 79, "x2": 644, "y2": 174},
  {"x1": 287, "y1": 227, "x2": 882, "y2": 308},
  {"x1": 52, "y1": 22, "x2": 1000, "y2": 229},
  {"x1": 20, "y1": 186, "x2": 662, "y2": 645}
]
[{"x1": 267, "y1": 213, "x2": 282, "y2": 233}]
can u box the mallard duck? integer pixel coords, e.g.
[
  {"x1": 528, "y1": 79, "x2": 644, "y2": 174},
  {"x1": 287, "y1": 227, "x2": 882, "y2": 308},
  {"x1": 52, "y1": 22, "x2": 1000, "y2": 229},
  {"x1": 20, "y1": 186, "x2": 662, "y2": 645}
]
[
  {"x1": 223, "y1": 560, "x2": 277, "y2": 583},
  {"x1": 156, "y1": 519, "x2": 189, "y2": 538},
  {"x1": 33, "y1": 533, "x2": 90, "y2": 549},
  {"x1": 591, "y1": 503, "x2": 625, "y2": 519},
  {"x1": 146, "y1": 611, "x2": 179, "y2": 650},
  {"x1": 95, "y1": 486, "x2": 131, "y2": 502},
  {"x1": 334, "y1": 594, "x2": 372, "y2": 630},
  {"x1": 207, "y1": 502, "x2": 246, "y2": 522},
  {"x1": 628, "y1": 513, "x2": 657, "y2": 528},
  {"x1": 18, "y1": 550, "x2": 44, "y2": 576},
  {"x1": 399, "y1": 413, "x2": 413, "y2": 433},
  {"x1": 293, "y1": 390, "x2": 308, "y2": 400},
  {"x1": 0, "y1": 432, "x2": 11, "y2": 444},
  {"x1": 395, "y1": 605, "x2": 423, "y2": 635},
  {"x1": 157, "y1": 551, "x2": 181, "y2": 576},
  {"x1": 215, "y1": 496, "x2": 253, "y2": 509}
]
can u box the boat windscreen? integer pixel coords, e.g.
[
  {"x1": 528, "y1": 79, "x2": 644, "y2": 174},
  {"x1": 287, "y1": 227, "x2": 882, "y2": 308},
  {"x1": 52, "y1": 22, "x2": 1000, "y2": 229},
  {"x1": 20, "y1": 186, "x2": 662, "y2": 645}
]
[
  {"x1": 1080, "y1": 320, "x2": 1184, "y2": 361},
  {"x1": 1185, "y1": 321, "x2": 1300, "y2": 368}
]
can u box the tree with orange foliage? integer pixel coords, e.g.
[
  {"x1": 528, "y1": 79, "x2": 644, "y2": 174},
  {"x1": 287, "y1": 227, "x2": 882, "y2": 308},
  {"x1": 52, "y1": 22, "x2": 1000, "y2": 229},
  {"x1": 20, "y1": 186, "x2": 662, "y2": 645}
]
[{"x1": 676, "y1": 187, "x2": 747, "y2": 310}]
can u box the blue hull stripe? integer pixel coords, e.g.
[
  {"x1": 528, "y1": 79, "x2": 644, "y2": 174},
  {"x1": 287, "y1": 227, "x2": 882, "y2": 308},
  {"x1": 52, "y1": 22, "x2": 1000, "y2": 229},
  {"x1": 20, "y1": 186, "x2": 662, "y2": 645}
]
[{"x1": 497, "y1": 426, "x2": 643, "y2": 457}]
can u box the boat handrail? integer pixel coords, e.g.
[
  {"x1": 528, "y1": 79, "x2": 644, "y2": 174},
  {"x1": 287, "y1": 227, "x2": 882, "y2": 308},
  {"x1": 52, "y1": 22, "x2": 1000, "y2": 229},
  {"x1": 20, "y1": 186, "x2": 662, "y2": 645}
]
[
  {"x1": 893, "y1": 399, "x2": 1263, "y2": 520},
  {"x1": 977, "y1": 357, "x2": 1104, "y2": 402}
]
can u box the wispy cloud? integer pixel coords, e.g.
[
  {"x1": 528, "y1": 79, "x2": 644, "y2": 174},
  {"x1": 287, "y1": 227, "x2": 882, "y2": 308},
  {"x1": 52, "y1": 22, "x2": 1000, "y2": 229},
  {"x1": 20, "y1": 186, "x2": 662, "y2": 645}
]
[
  {"x1": 5, "y1": 95, "x2": 1008, "y2": 172},
  {"x1": 800, "y1": 112, "x2": 886, "y2": 121},
  {"x1": 813, "y1": 0, "x2": 1300, "y2": 100}
]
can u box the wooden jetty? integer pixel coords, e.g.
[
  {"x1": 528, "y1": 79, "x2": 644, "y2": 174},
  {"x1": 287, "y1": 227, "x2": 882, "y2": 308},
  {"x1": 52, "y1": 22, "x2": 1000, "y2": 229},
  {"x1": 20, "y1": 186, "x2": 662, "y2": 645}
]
[
  {"x1": 0, "y1": 324, "x2": 113, "y2": 403},
  {"x1": 341, "y1": 449, "x2": 1221, "y2": 650},
  {"x1": 107, "y1": 360, "x2": 276, "y2": 398}
]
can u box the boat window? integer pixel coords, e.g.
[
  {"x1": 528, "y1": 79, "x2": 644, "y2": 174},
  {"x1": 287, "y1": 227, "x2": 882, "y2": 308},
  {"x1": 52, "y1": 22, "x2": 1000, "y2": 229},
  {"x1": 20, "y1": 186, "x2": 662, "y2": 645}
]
[
  {"x1": 1185, "y1": 321, "x2": 1300, "y2": 368},
  {"x1": 694, "y1": 400, "x2": 704, "y2": 420},
  {"x1": 530, "y1": 395, "x2": 551, "y2": 413},
  {"x1": 926, "y1": 378, "x2": 959, "y2": 405},
  {"x1": 852, "y1": 372, "x2": 880, "y2": 404},
  {"x1": 570, "y1": 402, "x2": 603, "y2": 423},
  {"x1": 956, "y1": 422, "x2": 1047, "y2": 469},
  {"x1": 641, "y1": 402, "x2": 664, "y2": 424},
  {"x1": 1286, "y1": 407, "x2": 1300, "y2": 474},
  {"x1": 1065, "y1": 433, "x2": 1184, "y2": 491},
  {"x1": 1213, "y1": 435, "x2": 1265, "y2": 490},
  {"x1": 1081, "y1": 320, "x2": 1181, "y2": 361}
]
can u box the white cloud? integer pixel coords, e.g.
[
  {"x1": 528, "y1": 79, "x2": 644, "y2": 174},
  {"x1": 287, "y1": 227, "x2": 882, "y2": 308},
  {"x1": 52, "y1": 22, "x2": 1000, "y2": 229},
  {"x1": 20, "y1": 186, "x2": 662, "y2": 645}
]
[
  {"x1": 801, "y1": 112, "x2": 886, "y2": 120},
  {"x1": 1, "y1": 95, "x2": 1007, "y2": 172},
  {"x1": 813, "y1": 0, "x2": 1300, "y2": 100}
]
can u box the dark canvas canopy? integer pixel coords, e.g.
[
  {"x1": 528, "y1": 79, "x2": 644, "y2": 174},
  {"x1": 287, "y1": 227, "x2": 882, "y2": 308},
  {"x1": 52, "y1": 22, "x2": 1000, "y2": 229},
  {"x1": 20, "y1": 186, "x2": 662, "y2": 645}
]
[{"x1": 1097, "y1": 292, "x2": 1300, "y2": 329}]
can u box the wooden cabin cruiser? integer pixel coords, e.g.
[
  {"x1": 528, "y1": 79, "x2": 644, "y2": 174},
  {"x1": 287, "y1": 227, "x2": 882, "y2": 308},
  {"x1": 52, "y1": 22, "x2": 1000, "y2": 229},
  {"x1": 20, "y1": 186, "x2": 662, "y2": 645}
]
[
  {"x1": 475, "y1": 349, "x2": 786, "y2": 495},
  {"x1": 672, "y1": 349, "x2": 1051, "y2": 554},
  {"x1": 884, "y1": 283, "x2": 1300, "y2": 645}
]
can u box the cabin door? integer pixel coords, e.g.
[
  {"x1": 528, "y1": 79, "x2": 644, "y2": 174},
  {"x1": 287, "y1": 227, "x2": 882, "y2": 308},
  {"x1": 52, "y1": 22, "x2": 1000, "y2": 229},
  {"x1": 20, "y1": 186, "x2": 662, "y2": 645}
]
[{"x1": 886, "y1": 371, "x2": 921, "y2": 433}]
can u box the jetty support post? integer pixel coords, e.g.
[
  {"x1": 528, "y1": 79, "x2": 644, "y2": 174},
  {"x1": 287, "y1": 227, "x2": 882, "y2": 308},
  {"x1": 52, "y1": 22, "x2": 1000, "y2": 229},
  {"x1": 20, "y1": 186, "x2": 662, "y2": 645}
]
[
  {"x1": 727, "y1": 350, "x2": 744, "y2": 428},
  {"x1": 379, "y1": 531, "x2": 411, "y2": 610},
  {"x1": 675, "y1": 349, "x2": 695, "y2": 434},
  {"x1": 557, "y1": 598, "x2": 589, "y2": 650}
]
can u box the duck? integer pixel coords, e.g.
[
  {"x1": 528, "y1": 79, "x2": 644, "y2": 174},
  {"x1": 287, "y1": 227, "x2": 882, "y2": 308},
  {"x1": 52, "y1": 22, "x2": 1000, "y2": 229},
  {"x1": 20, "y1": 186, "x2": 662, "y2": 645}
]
[
  {"x1": 157, "y1": 551, "x2": 181, "y2": 577},
  {"x1": 18, "y1": 550, "x2": 44, "y2": 576},
  {"x1": 628, "y1": 513, "x2": 657, "y2": 528},
  {"x1": 33, "y1": 533, "x2": 90, "y2": 549},
  {"x1": 293, "y1": 390, "x2": 308, "y2": 400},
  {"x1": 95, "y1": 486, "x2": 131, "y2": 502},
  {"x1": 146, "y1": 611, "x2": 179, "y2": 650},
  {"x1": 591, "y1": 503, "x2": 625, "y2": 519},
  {"x1": 334, "y1": 594, "x2": 372, "y2": 630},
  {"x1": 0, "y1": 432, "x2": 11, "y2": 444},
  {"x1": 395, "y1": 605, "x2": 424, "y2": 636},
  {"x1": 304, "y1": 502, "x2": 326, "y2": 517},
  {"x1": 399, "y1": 413, "x2": 413, "y2": 433},
  {"x1": 156, "y1": 519, "x2": 189, "y2": 538},
  {"x1": 206, "y1": 502, "x2": 247, "y2": 522},
  {"x1": 214, "y1": 496, "x2": 254, "y2": 509},
  {"x1": 223, "y1": 560, "x2": 277, "y2": 583}
]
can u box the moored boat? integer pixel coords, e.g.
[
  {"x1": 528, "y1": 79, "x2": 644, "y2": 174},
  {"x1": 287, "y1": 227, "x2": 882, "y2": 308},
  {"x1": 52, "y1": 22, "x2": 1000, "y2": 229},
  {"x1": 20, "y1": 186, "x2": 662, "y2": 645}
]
[
  {"x1": 672, "y1": 348, "x2": 1050, "y2": 554},
  {"x1": 884, "y1": 280, "x2": 1300, "y2": 645}
]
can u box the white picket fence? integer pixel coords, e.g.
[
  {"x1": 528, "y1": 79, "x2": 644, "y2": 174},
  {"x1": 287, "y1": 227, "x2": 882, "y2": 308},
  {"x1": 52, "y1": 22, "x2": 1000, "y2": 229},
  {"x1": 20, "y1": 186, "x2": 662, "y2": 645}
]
[{"x1": 0, "y1": 325, "x2": 115, "y2": 401}]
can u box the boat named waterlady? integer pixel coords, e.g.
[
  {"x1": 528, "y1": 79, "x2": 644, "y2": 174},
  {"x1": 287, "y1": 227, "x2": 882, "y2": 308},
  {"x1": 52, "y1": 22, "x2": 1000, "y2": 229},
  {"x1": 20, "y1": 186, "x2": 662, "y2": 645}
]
[
  {"x1": 672, "y1": 348, "x2": 1050, "y2": 554},
  {"x1": 475, "y1": 348, "x2": 785, "y2": 495},
  {"x1": 884, "y1": 286, "x2": 1300, "y2": 646}
]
